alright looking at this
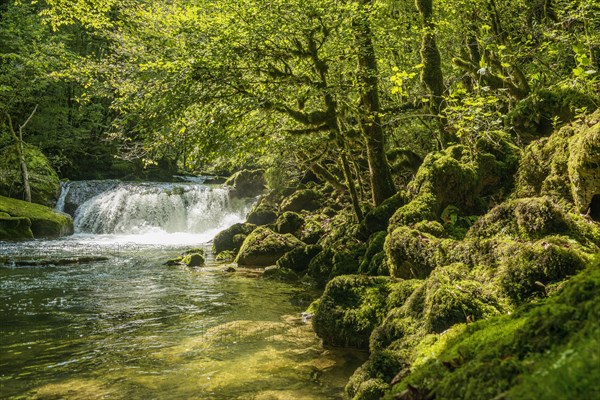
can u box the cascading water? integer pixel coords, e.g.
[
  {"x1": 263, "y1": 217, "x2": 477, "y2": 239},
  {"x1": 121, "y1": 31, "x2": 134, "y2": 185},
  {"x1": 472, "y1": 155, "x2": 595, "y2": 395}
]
[{"x1": 56, "y1": 181, "x2": 253, "y2": 245}]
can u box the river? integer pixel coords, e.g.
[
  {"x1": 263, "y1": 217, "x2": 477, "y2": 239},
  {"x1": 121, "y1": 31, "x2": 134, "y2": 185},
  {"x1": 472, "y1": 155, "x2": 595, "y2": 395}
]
[{"x1": 0, "y1": 181, "x2": 364, "y2": 399}]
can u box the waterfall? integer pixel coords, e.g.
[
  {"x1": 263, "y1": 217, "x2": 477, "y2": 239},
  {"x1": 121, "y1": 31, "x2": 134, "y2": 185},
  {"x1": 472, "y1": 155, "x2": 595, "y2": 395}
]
[{"x1": 55, "y1": 181, "x2": 251, "y2": 239}]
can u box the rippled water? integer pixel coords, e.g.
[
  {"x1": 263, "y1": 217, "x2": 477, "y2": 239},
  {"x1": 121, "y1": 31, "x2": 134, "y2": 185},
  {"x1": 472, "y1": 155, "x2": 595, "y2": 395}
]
[{"x1": 0, "y1": 239, "x2": 365, "y2": 399}]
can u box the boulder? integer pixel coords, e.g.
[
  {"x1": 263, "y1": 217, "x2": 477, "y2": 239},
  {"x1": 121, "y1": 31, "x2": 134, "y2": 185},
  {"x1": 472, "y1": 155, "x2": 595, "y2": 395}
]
[
  {"x1": 225, "y1": 169, "x2": 266, "y2": 198},
  {"x1": 276, "y1": 244, "x2": 322, "y2": 272},
  {"x1": 0, "y1": 143, "x2": 60, "y2": 206},
  {"x1": 280, "y1": 189, "x2": 322, "y2": 213},
  {"x1": 275, "y1": 211, "x2": 304, "y2": 234},
  {"x1": 235, "y1": 226, "x2": 304, "y2": 267},
  {"x1": 246, "y1": 204, "x2": 277, "y2": 226},
  {"x1": 212, "y1": 223, "x2": 256, "y2": 254},
  {"x1": 312, "y1": 275, "x2": 392, "y2": 348},
  {"x1": 0, "y1": 213, "x2": 33, "y2": 241},
  {"x1": 0, "y1": 195, "x2": 73, "y2": 239}
]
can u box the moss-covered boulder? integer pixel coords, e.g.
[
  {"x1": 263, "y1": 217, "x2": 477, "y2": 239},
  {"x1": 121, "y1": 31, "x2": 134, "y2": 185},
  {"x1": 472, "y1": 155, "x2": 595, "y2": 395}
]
[
  {"x1": 388, "y1": 192, "x2": 437, "y2": 230},
  {"x1": 280, "y1": 188, "x2": 322, "y2": 213},
  {"x1": 262, "y1": 266, "x2": 299, "y2": 282},
  {"x1": 0, "y1": 213, "x2": 34, "y2": 240},
  {"x1": 358, "y1": 192, "x2": 408, "y2": 240},
  {"x1": 246, "y1": 204, "x2": 277, "y2": 226},
  {"x1": 307, "y1": 245, "x2": 365, "y2": 287},
  {"x1": 0, "y1": 143, "x2": 60, "y2": 206},
  {"x1": 384, "y1": 226, "x2": 442, "y2": 279},
  {"x1": 225, "y1": 169, "x2": 266, "y2": 198},
  {"x1": 506, "y1": 87, "x2": 598, "y2": 140},
  {"x1": 275, "y1": 211, "x2": 305, "y2": 234},
  {"x1": 467, "y1": 197, "x2": 570, "y2": 240},
  {"x1": 345, "y1": 350, "x2": 405, "y2": 400},
  {"x1": 276, "y1": 244, "x2": 322, "y2": 272},
  {"x1": 212, "y1": 223, "x2": 256, "y2": 254},
  {"x1": 359, "y1": 231, "x2": 388, "y2": 276},
  {"x1": 568, "y1": 112, "x2": 600, "y2": 215},
  {"x1": 181, "y1": 253, "x2": 205, "y2": 267},
  {"x1": 0, "y1": 195, "x2": 73, "y2": 239},
  {"x1": 312, "y1": 275, "x2": 392, "y2": 348},
  {"x1": 235, "y1": 226, "x2": 304, "y2": 267}
]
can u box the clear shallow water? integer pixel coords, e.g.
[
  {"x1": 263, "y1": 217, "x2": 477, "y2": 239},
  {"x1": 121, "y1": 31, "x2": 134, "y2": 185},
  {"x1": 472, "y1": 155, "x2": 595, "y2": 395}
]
[{"x1": 0, "y1": 238, "x2": 365, "y2": 399}]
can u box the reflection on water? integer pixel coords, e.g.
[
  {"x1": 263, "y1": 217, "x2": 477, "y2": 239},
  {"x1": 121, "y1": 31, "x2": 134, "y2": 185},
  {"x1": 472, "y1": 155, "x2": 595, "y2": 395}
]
[{"x1": 0, "y1": 239, "x2": 365, "y2": 399}]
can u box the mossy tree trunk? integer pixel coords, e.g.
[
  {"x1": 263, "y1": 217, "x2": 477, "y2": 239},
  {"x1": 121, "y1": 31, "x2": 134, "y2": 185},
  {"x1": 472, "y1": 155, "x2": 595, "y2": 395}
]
[
  {"x1": 4, "y1": 105, "x2": 37, "y2": 203},
  {"x1": 415, "y1": 0, "x2": 453, "y2": 149},
  {"x1": 353, "y1": 0, "x2": 396, "y2": 206}
]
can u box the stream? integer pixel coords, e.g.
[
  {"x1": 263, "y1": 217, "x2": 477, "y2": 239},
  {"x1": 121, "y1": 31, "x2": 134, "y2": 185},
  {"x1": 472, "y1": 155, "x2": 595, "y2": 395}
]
[{"x1": 0, "y1": 181, "x2": 365, "y2": 399}]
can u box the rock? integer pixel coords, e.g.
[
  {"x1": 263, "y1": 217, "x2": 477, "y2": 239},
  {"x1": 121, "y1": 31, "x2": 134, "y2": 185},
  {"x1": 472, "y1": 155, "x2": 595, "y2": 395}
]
[
  {"x1": 384, "y1": 226, "x2": 441, "y2": 279},
  {"x1": 276, "y1": 244, "x2": 322, "y2": 272},
  {"x1": 225, "y1": 169, "x2": 266, "y2": 198},
  {"x1": 262, "y1": 266, "x2": 299, "y2": 282},
  {"x1": 358, "y1": 191, "x2": 408, "y2": 240},
  {"x1": 212, "y1": 223, "x2": 256, "y2": 254},
  {"x1": 312, "y1": 275, "x2": 392, "y2": 348},
  {"x1": 0, "y1": 143, "x2": 60, "y2": 206},
  {"x1": 235, "y1": 226, "x2": 304, "y2": 267},
  {"x1": 568, "y1": 113, "x2": 600, "y2": 216},
  {"x1": 0, "y1": 195, "x2": 73, "y2": 239},
  {"x1": 181, "y1": 252, "x2": 205, "y2": 267},
  {"x1": 275, "y1": 211, "x2": 304, "y2": 234},
  {"x1": 280, "y1": 189, "x2": 322, "y2": 213},
  {"x1": 358, "y1": 231, "x2": 388, "y2": 276},
  {"x1": 223, "y1": 266, "x2": 236, "y2": 272},
  {"x1": 0, "y1": 213, "x2": 33, "y2": 241},
  {"x1": 246, "y1": 204, "x2": 277, "y2": 225}
]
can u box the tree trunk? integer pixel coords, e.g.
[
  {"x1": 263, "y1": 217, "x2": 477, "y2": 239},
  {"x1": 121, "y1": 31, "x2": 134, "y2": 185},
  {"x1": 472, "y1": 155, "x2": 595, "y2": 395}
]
[
  {"x1": 5, "y1": 107, "x2": 37, "y2": 203},
  {"x1": 354, "y1": 0, "x2": 396, "y2": 206},
  {"x1": 340, "y1": 146, "x2": 364, "y2": 223}
]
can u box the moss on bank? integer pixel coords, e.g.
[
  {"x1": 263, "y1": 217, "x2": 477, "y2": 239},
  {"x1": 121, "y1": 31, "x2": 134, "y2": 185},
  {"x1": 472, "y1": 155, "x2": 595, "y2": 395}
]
[{"x1": 0, "y1": 195, "x2": 73, "y2": 239}]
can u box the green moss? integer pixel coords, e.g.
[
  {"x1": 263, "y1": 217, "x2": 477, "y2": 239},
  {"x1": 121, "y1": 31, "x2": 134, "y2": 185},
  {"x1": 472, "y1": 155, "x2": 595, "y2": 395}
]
[
  {"x1": 262, "y1": 266, "x2": 299, "y2": 282},
  {"x1": 496, "y1": 240, "x2": 586, "y2": 304},
  {"x1": 0, "y1": 143, "x2": 60, "y2": 206},
  {"x1": 312, "y1": 275, "x2": 392, "y2": 348},
  {"x1": 0, "y1": 195, "x2": 72, "y2": 239},
  {"x1": 346, "y1": 350, "x2": 404, "y2": 400},
  {"x1": 275, "y1": 211, "x2": 304, "y2": 234},
  {"x1": 181, "y1": 253, "x2": 205, "y2": 267},
  {"x1": 215, "y1": 250, "x2": 235, "y2": 262},
  {"x1": 276, "y1": 244, "x2": 321, "y2": 272},
  {"x1": 235, "y1": 226, "x2": 304, "y2": 267},
  {"x1": 359, "y1": 231, "x2": 387, "y2": 275},
  {"x1": 225, "y1": 169, "x2": 266, "y2": 198},
  {"x1": 246, "y1": 204, "x2": 277, "y2": 225},
  {"x1": 567, "y1": 112, "x2": 600, "y2": 214},
  {"x1": 385, "y1": 226, "x2": 441, "y2": 279},
  {"x1": 298, "y1": 217, "x2": 324, "y2": 244},
  {"x1": 0, "y1": 214, "x2": 33, "y2": 241},
  {"x1": 358, "y1": 192, "x2": 408, "y2": 240},
  {"x1": 279, "y1": 188, "x2": 322, "y2": 213},
  {"x1": 388, "y1": 193, "x2": 437, "y2": 231},
  {"x1": 390, "y1": 263, "x2": 600, "y2": 400},
  {"x1": 212, "y1": 223, "x2": 256, "y2": 254},
  {"x1": 467, "y1": 197, "x2": 569, "y2": 240}
]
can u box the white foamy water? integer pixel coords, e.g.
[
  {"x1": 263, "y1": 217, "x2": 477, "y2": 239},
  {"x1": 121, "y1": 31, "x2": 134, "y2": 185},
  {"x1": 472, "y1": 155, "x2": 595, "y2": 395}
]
[{"x1": 56, "y1": 181, "x2": 253, "y2": 245}]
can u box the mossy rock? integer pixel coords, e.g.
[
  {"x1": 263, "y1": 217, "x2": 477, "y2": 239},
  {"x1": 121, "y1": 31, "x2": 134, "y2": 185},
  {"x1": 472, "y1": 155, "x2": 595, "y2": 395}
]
[
  {"x1": 225, "y1": 169, "x2": 266, "y2": 198},
  {"x1": 408, "y1": 146, "x2": 481, "y2": 215},
  {"x1": 312, "y1": 275, "x2": 392, "y2": 348},
  {"x1": 0, "y1": 195, "x2": 73, "y2": 239},
  {"x1": 496, "y1": 240, "x2": 587, "y2": 304},
  {"x1": 388, "y1": 193, "x2": 437, "y2": 231},
  {"x1": 384, "y1": 226, "x2": 442, "y2": 279},
  {"x1": 215, "y1": 250, "x2": 235, "y2": 262},
  {"x1": 307, "y1": 245, "x2": 365, "y2": 287},
  {"x1": 359, "y1": 231, "x2": 387, "y2": 275},
  {"x1": 345, "y1": 349, "x2": 405, "y2": 400},
  {"x1": 235, "y1": 226, "x2": 304, "y2": 267},
  {"x1": 506, "y1": 87, "x2": 598, "y2": 140},
  {"x1": 262, "y1": 266, "x2": 299, "y2": 282},
  {"x1": 298, "y1": 218, "x2": 324, "y2": 244},
  {"x1": 212, "y1": 223, "x2": 256, "y2": 254},
  {"x1": 246, "y1": 204, "x2": 277, "y2": 225},
  {"x1": 280, "y1": 189, "x2": 322, "y2": 213},
  {"x1": 568, "y1": 111, "x2": 600, "y2": 215},
  {"x1": 181, "y1": 253, "x2": 205, "y2": 267},
  {"x1": 0, "y1": 214, "x2": 33, "y2": 241},
  {"x1": 467, "y1": 197, "x2": 570, "y2": 240},
  {"x1": 275, "y1": 211, "x2": 305, "y2": 234},
  {"x1": 0, "y1": 143, "x2": 60, "y2": 206},
  {"x1": 276, "y1": 244, "x2": 322, "y2": 272},
  {"x1": 358, "y1": 191, "x2": 408, "y2": 240},
  {"x1": 389, "y1": 262, "x2": 600, "y2": 400}
]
